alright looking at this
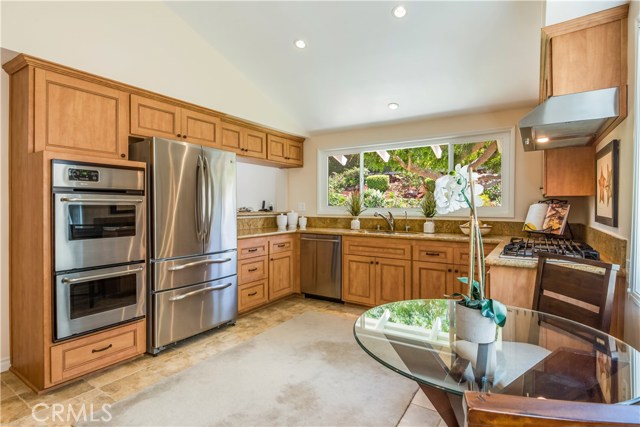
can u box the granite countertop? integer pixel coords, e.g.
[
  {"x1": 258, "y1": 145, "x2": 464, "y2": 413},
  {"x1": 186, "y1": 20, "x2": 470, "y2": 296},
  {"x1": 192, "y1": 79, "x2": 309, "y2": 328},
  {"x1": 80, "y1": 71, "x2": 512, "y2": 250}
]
[{"x1": 238, "y1": 226, "x2": 508, "y2": 244}]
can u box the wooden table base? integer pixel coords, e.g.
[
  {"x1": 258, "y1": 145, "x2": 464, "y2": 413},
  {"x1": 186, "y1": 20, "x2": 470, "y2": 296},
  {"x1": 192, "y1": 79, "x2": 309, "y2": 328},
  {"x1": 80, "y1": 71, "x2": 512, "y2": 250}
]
[{"x1": 419, "y1": 384, "x2": 464, "y2": 427}]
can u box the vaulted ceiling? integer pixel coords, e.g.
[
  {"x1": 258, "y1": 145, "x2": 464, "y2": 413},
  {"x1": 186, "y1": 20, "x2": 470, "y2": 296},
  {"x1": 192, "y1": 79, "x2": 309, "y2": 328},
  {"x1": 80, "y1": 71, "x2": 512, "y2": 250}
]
[{"x1": 167, "y1": 1, "x2": 544, "y2": 134}]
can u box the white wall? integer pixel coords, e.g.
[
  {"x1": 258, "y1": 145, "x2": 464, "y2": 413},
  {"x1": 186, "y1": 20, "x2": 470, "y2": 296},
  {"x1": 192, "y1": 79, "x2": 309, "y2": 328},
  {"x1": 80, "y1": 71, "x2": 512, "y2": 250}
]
[
  {"x1": 545, "y1": 0, "x2": 627, "y2": 26},
  {"x1": 236, "y1": 162, "x2": 288, "y2": 213},
  {"x1": 289, "y1": 106, "x2": 589, "y2": 224},
  {"x1": 0, "y1": 1, "x2": 307, "y2": 371}
]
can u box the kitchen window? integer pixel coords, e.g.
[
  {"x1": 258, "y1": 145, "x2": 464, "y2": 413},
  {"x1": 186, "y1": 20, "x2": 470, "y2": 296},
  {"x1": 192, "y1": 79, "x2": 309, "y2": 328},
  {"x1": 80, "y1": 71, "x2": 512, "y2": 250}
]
[{"x1": 318, "y1": 129, "x2": 515, "y2": 217}]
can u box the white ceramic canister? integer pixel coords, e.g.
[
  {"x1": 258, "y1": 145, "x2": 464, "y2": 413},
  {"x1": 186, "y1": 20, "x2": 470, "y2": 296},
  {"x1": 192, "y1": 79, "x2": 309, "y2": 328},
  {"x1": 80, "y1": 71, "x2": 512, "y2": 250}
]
[
  {"x1": 287, "y1": 211, "x2": 299, "y2": 230},
  {"x1": 298, "y1": 216, "x2": 307, "y2": 230},
  {"x1": 276, "y1": 214, "x2": 287, "y2": 230}
]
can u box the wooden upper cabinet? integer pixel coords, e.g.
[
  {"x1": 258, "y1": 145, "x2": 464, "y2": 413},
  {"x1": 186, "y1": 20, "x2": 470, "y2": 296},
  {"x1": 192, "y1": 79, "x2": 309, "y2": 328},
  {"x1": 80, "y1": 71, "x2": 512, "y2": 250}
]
[
  {"x1": 34, "y1": 69, "x2": 129, "y2": 159},
  {"x1": 543, "y1": 146, "x2": 595, "y2": 196},
  {"x1": 221, "y1": 121, "x2": 267, "y2": 159},
  {"x1": 181, "y1": 107, "x2": 221, "y2": 148},
  {"x1": 267, "y1": 134, "x2": 304, "y2": 167},
  {"x1": 130, "y1": 95, "x2": 220, "y2": 147}
]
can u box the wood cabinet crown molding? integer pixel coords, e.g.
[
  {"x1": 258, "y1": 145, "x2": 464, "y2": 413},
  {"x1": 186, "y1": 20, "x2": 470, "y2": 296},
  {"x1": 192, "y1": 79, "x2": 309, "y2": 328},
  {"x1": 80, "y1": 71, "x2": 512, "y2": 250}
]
[
  {"x1": 2, "y1": 53, "x2": 306, "y2": 144},
  {"x1": 542, "y1": 4, "x2": 629, "y2": 38}
]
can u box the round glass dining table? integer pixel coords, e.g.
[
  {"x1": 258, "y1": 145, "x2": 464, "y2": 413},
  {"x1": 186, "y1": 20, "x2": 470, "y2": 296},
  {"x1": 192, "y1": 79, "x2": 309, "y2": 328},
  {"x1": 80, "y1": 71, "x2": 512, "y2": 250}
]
[{"x1": 353, "y1": 299, "x2": 640, "y2": 427}]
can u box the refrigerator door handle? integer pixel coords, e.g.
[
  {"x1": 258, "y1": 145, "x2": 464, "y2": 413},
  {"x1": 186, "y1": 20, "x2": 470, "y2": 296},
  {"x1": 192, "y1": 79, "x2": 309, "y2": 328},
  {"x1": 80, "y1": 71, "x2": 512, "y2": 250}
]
[
  {"x1": 195, "y1": 154, "x2": 207, "y2": 241},
  {"x1": 203, "y1": 155, "x2": 213, "y2": 243}
]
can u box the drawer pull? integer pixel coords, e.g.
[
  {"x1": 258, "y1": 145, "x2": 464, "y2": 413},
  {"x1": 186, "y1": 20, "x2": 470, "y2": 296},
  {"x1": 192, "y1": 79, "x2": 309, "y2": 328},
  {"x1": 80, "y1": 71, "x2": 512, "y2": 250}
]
[
  {"x1": 92, "y1": 343, "x2": 113, "y2": 353},
  {"x1": 248, "y1": 248, "x2": 258, "y2": 252},
  {"x1": 168, "y1": 258, "x2": 232, "y2": 271},
  {"x1": 169, "y1": 282, "x2": 232, "y2": 301},
  {"x1": 276, "y1": 243, "x2": 286, "y2": 248},
  {"x1": 425, "y1": 251, "x2": 441, "y2": 256},
  {"x1": 247, "y1": 267, "x2": 258, "y2": 272},
  {"x1": 248, "y1": 291, "x2": 258, "y2": 296}
]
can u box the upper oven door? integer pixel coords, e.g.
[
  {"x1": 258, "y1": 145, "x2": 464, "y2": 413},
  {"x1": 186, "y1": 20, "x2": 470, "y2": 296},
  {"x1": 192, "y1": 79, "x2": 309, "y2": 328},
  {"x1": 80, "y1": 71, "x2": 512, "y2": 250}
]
[{"x1": 54, "y1": 193, "x2": 146, "y2": 271}]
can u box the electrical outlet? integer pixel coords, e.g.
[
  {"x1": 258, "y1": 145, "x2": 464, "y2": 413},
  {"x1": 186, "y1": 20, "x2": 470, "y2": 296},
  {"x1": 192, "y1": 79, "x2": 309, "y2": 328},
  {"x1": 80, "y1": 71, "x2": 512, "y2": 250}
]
[{"x1": 298, "y1": 202, "x2": 306, "y2": 211}]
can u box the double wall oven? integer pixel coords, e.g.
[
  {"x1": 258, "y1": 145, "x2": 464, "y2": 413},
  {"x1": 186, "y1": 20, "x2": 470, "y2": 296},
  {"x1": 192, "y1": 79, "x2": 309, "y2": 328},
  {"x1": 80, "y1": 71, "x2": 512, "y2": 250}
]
[{"x1": 52, "y1": 161, "x2": 146, "y2": 341}]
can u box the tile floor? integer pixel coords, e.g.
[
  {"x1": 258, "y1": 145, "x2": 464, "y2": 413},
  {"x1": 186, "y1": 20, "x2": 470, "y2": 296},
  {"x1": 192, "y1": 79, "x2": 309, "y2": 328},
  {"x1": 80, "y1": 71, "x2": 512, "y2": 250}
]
[{"x1": 1, "y1": 296, "x2": 445, "y2": 426}]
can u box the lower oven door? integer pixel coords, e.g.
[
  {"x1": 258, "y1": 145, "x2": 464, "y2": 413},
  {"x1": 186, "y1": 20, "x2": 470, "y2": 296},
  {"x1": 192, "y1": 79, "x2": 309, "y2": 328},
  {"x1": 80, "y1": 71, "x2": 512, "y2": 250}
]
[
  {"x1": 152, "y1": 276, "x2": 237, "y2": 350},
  {"x1": 55, "y1": 263, "x2": 146, "y2": 340},
  {"x1": 54, "y1": 192, "x2": 145, "y2": 271}
]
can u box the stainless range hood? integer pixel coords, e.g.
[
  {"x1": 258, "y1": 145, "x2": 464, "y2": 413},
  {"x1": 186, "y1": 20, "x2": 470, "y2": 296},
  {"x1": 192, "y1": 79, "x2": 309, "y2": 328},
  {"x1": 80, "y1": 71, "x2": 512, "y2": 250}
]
[{"x1": 519, "y1": 87, "x2": 619, "y2": 151}]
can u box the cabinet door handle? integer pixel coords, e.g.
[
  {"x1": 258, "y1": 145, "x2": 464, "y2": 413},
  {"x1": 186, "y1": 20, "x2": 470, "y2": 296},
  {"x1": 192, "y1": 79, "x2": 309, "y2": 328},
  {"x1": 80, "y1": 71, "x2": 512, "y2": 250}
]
[
  {"x1": 425, "y1": 251, "x2": 440, "y2": 256},
  {"x1": 277, "y1": 243, "x2": 286, "y2": 248},
  {"x1": 248, "y1": 248, "x2": 258, "y2": 252},
  {"x1": 248, "y1": 267, "x2": 258, "y2": 272},
  {"x1": 183, "y1": 135, "x2": 187, "y2": 139},
  {"x1": 447, "y1": 268, "x2": 452, "y2": 273},
  {"x1": 177, "y1": 134, "x2": 182, "y2": 138},
  {"x1": 376, "y1": 261, "x2": 379, "y2": 265},
  {"x1": 120, "y1": 153, "x2": 126, "y2": 158},
  {"x1": 92, "y1": 343, "x2": 113, "y2": 353},
  {"x1": 248, "y1": 291, "x2": 258, "y2": 297},
  {"x1": 370, "y1": 261, "x2": 374, "y2": 265}
]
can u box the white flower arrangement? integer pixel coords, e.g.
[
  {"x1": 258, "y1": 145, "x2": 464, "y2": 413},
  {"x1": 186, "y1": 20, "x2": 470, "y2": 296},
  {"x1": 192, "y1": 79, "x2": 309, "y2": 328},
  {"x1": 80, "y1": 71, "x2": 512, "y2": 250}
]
[{"x1": 434, "y1": 164, "x2": 484, "y2": 215}]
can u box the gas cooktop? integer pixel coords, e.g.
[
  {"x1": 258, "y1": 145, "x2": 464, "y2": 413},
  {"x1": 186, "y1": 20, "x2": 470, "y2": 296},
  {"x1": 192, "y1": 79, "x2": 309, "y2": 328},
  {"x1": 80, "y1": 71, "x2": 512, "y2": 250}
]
[{"x1": 499, "y1": 236, "x2": 600, "y2": 260}]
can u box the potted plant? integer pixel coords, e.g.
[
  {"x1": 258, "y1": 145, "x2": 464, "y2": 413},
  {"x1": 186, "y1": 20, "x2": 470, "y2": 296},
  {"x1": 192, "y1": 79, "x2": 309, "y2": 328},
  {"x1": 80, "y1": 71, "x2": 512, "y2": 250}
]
[
  {"x1": 434, "y1": 164, "x2": 507, "y2": 343},
  {"x1": 346, "y1": 190, "x2": 366, "y2": 230},
  {"x1": 419, "y1": 179, "x2": 437, "y2": 233}
]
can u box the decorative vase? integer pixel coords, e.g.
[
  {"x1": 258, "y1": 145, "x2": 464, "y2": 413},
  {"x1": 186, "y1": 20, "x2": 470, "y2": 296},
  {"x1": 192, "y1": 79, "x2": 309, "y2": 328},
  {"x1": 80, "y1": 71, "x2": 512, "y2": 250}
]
[
  {"x1": 350, "y1": 218, "x2": 360, "y2": 230},
  {"x1": 455, "y1": 303, "x2": 497, "y2": 344},
  {"x1": 298, "y1": 216, "x2": 307, "y2": 230},
  {"x1": 276, "y1": 214, "x2": 287, "y2": 231},
  {"x1": 287, "y1": 210, "x2": 299, "y2": 230},
  {"x1": 423, "y1": 220, "x2": 435, "y2": 234}
]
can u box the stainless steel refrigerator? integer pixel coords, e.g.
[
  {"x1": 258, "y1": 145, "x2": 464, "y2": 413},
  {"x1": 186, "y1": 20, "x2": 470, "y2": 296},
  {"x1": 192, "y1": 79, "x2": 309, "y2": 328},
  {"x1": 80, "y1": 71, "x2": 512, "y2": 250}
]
[{"x1": 130, "y1": 137, "x2": 237, "y2": 354}]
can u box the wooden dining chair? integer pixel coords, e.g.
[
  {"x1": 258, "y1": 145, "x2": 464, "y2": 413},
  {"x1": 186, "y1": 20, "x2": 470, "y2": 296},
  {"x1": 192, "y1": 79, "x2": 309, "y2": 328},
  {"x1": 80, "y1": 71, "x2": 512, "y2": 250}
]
[
  {"x1": 464, "y1": 391, "x2": 640, "y2": 426},
  {"x1": 532, "y1": 252, "x2": 619, "y2": 333}
]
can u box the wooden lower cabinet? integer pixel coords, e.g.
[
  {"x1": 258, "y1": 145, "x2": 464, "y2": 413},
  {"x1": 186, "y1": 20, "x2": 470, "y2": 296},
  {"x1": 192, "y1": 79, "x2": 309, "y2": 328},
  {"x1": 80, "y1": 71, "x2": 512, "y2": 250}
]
[
  {"x1": 238, "y1": 280, "x2": 269, "y2": 313},
  {"x1": 413, "y1": 261, "x2": 450, "y2": 299},
  {"x1": 50, "y1": 320, "x2": 145, "y2": 384},
  {"x1": 342, "y1": 254, "x2": 410, "y2": 306},
  {"x1": 269, "y1": 251, "x2": 295, "y2": 300}
]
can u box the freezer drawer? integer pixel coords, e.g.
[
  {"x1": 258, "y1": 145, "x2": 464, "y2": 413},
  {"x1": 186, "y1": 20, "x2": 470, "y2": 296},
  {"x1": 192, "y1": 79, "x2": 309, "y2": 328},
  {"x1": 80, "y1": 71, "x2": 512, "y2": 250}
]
[
  {"x1": 152, "y1": 276, "x2": 237, "y2": 351},
  {"x1": 300, "y1": 234, "x2": 342, "y2": 301},
  {"x1": 153, "y1": 251, "x2": 237, "y2": 292}
]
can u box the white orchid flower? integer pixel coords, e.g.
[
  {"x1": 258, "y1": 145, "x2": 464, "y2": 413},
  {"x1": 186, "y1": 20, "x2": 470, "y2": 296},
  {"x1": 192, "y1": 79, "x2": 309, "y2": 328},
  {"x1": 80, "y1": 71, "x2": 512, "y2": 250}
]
[{"x1": 434, "y1": 163, "x2": 484, "y2": 214}]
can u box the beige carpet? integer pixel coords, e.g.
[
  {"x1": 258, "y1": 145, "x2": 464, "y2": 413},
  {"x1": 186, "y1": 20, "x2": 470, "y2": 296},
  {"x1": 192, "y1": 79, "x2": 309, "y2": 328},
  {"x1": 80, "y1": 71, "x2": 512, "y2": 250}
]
[{"x1": 85, "y1": 312, "x2": 418, "y2": 426}]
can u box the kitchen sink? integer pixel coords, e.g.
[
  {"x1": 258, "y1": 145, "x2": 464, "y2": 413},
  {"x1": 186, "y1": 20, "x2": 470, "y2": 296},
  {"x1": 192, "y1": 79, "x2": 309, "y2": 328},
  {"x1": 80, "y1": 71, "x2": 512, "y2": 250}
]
[{"x1": 356, "y1": 229, "x2": 419, "y2": 236}]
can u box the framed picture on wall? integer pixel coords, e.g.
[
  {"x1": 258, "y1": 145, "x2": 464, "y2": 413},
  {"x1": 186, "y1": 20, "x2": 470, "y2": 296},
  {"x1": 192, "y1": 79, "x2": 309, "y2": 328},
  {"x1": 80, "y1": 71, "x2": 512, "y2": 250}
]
[{"x1": 595, "y1": 139, "x2": 619, "y2": 227}]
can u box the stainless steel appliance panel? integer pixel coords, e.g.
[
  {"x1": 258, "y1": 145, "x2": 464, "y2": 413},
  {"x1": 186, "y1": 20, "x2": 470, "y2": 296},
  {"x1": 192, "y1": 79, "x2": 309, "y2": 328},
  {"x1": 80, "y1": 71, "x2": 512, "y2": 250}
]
[
  {"x1": 55, "y1": 263, "x2": 146, "y2": 340},
  {"x1": 54, "y1": 192, "x2": 146, "y2": 271},
  {"x1": 300, "y1": 234, "x2": 342, "y2": 300},
  {"x1": 153, "y1": 277, "x2": 237, "y2": 348},
  {"x1": 150, "y1": 138, "x2": 204, "y2": 260},
  {"x1": 52, "y1": 161, "x2": 144, "y2": 191},
  {"x1": 153, "y1": 250, "x2": 237, "y2": 292},
  {"x1": 201, "y1": 147, "x2": 237, "y2": 254}
]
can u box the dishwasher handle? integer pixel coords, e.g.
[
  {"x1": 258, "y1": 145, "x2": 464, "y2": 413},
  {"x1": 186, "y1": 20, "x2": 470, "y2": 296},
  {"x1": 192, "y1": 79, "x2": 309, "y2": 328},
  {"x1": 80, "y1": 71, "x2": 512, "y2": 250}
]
[{"x1": 300, "y1": 237, "x2": 341, "y2": 243}]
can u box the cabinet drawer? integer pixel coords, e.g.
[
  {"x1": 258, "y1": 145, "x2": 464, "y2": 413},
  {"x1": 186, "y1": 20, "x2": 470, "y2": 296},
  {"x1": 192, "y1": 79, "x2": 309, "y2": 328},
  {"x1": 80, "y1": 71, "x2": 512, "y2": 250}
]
[
  {"x1": 270, "y1": 235, "x2": 296, "y2": 254},
  {"x1": 50, "y1": 320, "x2": 145, "y2": 384},
  {"x1": 413, "y1": 243, "x2": 454, "y2": 264},
  {"x1": 238, "y1": 237, "x2": 268, "y2": 259},
  {"x1": 239, "y1": 257, "x2": 267, "y2": 283},
  {"x1": 343, "y1": 236, "x2": 412, "y2": 260},
  {"x1": 238, "y1": 280, "x2": 269, "y2": 313},
  {"x1": 454, "y1": 244, "x2": 497, "y2": 265}
]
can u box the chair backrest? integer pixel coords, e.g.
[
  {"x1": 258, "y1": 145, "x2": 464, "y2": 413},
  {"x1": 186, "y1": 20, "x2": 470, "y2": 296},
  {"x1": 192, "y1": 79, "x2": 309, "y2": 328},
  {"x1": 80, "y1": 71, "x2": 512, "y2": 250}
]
[
  {"x1": 464, "y1": 391, "x2": 640, "y2": 427},
  {"x1": 532, "y1": 252, "x2": 619, "y2": 333}
]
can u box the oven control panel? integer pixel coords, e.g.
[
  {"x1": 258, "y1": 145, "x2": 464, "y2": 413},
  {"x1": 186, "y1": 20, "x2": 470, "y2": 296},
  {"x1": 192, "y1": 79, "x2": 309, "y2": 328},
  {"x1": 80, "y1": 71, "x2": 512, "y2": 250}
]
[{"x1": 68, "y1": 168, "x2": 99, "y2": 182}]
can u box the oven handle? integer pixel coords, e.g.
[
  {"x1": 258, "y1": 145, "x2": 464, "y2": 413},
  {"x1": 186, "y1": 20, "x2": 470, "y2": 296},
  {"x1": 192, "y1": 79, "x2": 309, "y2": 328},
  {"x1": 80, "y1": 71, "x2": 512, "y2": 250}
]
[
  {"x1": 168, "y1": 282, "x2": 233, "y2": 301},
  {"x1": 59, "y1": 197, "x2": 143, "y2": 204},
  {"x1": 167, "y1": 258, "x2": 232, "y2": 272},
  {"x1": 61, "y1": 266, "x2": 144, "y2": 284}
]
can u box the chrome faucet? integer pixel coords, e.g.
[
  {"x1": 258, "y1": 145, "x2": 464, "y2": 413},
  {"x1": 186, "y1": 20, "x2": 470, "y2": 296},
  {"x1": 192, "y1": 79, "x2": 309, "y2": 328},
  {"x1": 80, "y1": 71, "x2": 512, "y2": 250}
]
[{"x1": 374, "y1": 211, "x2": 395, "y2": 231}]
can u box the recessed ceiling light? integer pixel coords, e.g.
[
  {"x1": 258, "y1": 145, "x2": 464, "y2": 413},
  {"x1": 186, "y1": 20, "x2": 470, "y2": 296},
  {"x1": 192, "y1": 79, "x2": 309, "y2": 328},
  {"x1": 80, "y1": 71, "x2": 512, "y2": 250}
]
[
  {"x1": 392, "y1": 6, "x2": 407, "y2": 18},
  {"x1": 536, "y1": 137, "x2": 550, "y2": 143},
  {"x1": 388, "y1": 103, "x2": 399, "y2": 110},
  {"x1": 294, "y1": 39, "x2": 307, "y2": 49}
]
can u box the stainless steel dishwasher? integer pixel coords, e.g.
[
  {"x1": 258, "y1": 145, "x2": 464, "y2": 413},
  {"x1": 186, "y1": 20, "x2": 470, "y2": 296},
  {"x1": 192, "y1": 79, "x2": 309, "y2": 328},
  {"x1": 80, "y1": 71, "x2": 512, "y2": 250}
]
[{"x1": 300, "y1": 234, "x2": 342, "y2": 302}]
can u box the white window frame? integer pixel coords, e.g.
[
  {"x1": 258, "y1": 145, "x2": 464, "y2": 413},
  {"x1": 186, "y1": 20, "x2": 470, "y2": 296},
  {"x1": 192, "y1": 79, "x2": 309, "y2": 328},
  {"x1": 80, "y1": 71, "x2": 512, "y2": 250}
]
[{"x1": 317, "y1": 127, "x2": 516, "y2": 218}]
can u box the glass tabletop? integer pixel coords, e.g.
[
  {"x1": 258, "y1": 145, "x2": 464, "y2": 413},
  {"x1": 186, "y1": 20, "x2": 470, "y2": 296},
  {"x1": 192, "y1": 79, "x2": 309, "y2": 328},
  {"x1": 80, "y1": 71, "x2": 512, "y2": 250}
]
[{"x1": 354, "y1": 299, "x2": 640, "y2": 404}]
